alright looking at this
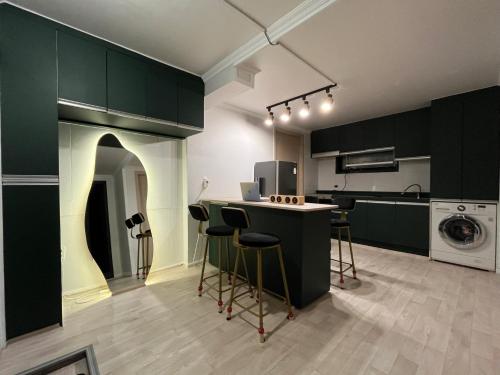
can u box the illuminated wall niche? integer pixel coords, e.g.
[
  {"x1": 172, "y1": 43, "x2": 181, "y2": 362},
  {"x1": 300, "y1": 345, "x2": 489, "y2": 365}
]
[{"x1": 59, "y1": 122, "x2": 188, "y2": 295}]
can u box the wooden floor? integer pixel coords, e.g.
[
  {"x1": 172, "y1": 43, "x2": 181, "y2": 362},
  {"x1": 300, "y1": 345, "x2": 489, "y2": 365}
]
[{"x1": 1, "y1": 242, "x2": 500, "y2": 375}]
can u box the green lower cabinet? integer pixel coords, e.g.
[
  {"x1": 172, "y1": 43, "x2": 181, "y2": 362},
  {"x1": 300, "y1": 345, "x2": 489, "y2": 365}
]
[
  {"x1": 57, "y1": 30, "x2": 107, "y2": 108},
  {"x1": 393, "y1": 204, "x2": 429, "y2": 255},
  {"x1": 0, "y1": 5, "x2": 58, "y2": 175},
  {"x1": 3, "y1": 185, "x2": 62, "y2": 339},
  {"x1": 364, "y1": 202, "x2": 396, "y2": 244},
  {"x1": 348, "y1": 202, "x2": 369, "y2": 240}
]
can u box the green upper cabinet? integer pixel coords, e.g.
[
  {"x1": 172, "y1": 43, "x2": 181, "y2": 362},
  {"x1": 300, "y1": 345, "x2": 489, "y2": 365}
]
[
  {"x1": 0, "y1": 5, "x2": 58, "y2": 175},
  {"x1": 147, "y1": 63, "x2": 178, "y2": 123},
  {"x1": 107, "y1": 50, "x2": 147, "y2": 116},
  {"x1": 178, "y1": 71, "x2": 204, "y2": 128},
  {"x1": 57, "y1": 31, "x2": 107, "y2": 108}
]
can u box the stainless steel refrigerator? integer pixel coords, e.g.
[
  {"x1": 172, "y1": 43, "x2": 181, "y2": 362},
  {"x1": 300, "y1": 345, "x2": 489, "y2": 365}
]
[{"x1": 254, "y1": 161, "x2": 297, "y2": 196}]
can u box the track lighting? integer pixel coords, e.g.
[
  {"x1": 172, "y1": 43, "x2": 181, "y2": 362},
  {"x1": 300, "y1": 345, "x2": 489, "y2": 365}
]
[
  {"x1": 280, "y1": 104, "x2": 291, "y2": 123},
  {"x1": 299, "y1": 98, "x2": 310, "y2": 118},
  {"x1": 264, "y1": 111, "x2": 274, "y2": 126},
  {"x1": 320, "y1": 89, "x2": 334, "y2": 112},
  {"x1": 264, "y1": 84, "x2": 337, "y2": 125}
]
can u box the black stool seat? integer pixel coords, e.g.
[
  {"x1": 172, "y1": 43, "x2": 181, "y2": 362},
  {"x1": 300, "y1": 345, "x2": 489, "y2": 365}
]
[
  {"x1": 206, "y1": 225, "x2": 234, "y2": 237},
  {"x1": 331, "y1": 219, "x2": 350, "y2": 227},
  {"x1": 239, "y1": 233, "x2": 280, "y2": 247}
]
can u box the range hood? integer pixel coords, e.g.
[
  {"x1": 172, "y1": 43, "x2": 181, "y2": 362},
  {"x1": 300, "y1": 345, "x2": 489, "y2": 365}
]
[{"x1": 340, "y1": 147, "x2": 396, "y2": 170}]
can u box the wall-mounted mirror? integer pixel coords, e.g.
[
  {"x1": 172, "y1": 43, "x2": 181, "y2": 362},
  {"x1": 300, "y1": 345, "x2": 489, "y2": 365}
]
[{"x1": 85, "y1": 134, "x2": 153, "y2": 294}]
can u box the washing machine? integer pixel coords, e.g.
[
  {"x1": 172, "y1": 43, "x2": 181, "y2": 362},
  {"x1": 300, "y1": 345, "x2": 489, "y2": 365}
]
[{"x1": 430, "y1": 201, "x2": 497, "y2": 270}]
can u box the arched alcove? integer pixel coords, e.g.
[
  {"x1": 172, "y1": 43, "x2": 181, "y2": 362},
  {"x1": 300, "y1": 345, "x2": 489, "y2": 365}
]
[{"x1": 59, "y1": 122, "x2": 188, "y2": 305}]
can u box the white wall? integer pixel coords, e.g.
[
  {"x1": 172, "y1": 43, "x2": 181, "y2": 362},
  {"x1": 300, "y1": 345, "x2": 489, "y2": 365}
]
[
  {"x1": 317, "y1": 158, "x2": 431, "y2": 192},
  {"x1": 187, "y1": 106, "x2": 274, "y2": 262},
  {"x1": 59, "y1": 122, "x2": 187, "y2": 294}
]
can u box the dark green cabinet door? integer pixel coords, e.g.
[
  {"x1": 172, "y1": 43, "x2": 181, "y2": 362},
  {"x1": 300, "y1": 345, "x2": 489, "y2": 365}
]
[
  {"x1": 363, "y1": 115, "x2": 395, "y2": 150},
  {"x1": 57, "y1": 31, "x2": 107, "y2": 108},
  {"x1": 147, "y1": 63, "x2": 178, "y2": 123},
  {"x1": 364, "y1": 202, "x2": 396, "y2": 244},
  {"x1": 348, "y1": 202, "x2": 368, "y2": 240},
  {"x1": 393, "y1": 204, "x2": 429, "y2": 254},
  {"x1": 107, "y1": 50, "x2": 147, "y2": 116},
  {"x1": 3, "y1": 185, "x2": 62, "y2": 339},
  {"x1": 461, "y1": 87, "x2": 500, "y2": 201},
  {"x1": 178, "y1": 72, "x2": 204, "y2": 128},
  {"x1": 339, "y1": 122, "x2": 364, "y2": 152},
  {"x1": 311, "y1": 126, "x2": 342, "y2": 155},
  {"x1": 0, "y1": 6, "x2": 58, "y2": 175},
  {"x1": 430, "y1": 96, "x2": 463, "y2": 199},
  {"x1": 395, "y1": 108, "x2": 431, "y2": 158}
]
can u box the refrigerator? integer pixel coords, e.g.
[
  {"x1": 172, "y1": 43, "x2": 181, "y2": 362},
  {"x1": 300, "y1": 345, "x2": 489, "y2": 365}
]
[{"x1": 254, "y1": 161, "x2": 297, "y2": 196}]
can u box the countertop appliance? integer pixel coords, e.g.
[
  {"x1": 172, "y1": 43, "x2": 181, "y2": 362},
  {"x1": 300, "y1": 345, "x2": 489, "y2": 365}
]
[
  {"x1": 254, "y1": 161, "x2": 297, "y2": 197},
  {"x1": 430, "y1": 201, "x2": 497, "y2": 270}
]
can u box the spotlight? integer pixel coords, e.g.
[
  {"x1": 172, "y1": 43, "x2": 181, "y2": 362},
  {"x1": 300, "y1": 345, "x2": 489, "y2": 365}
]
[
  {"x1": 299, "y1": 98, "x2": 310, "y2": 118},
  {"x1": 280, "y1": 104, "x2": 291, "y2": 123},
  {"x1": 264, "y1": 110, "x2": 274, "y2": 126},
  {"x1": 320, "y1": 90, "x2": 334, "y2": 112}
]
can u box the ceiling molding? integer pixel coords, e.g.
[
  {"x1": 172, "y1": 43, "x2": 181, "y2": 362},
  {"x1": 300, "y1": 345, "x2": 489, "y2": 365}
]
[{"x1": 202, "y1": 0, "x2": 337, "y2": 82}]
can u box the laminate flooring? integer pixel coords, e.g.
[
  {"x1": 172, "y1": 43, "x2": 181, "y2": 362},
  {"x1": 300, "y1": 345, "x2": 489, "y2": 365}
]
[{"x1": 1, "y1": 242, "x2": 500, "y2": 375}]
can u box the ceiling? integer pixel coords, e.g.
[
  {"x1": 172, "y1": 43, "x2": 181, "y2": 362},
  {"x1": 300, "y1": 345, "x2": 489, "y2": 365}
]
[{"x1": 10, "y1": 0, "x2": 500, "y2": 130}]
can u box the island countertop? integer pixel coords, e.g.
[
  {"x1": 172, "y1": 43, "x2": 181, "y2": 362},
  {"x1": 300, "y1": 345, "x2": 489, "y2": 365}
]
[{"x1": 205, "y1": 198, "x2": 338, "y2": 212}]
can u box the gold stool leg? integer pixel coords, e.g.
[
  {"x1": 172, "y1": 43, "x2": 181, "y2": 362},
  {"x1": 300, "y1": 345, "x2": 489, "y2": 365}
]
[
  {"x1": 198, "y1": 236, "x2": 209, "y2": 296},
  {"x1": 136, "y1": 237, "x2": 141, "y2": 279},
  {"x1": 226, "y1": 247, "x2": 241, "y2": 320},
  {"x1": 145, "y1": 236, "x2": 150, "y2": 275},
  {"x1": 338, "y1": 228, "x2": 344, "y2": 286},
  {"x1": 241, "y1": 251, "x2": 254, "y2": 297},
  {"x1": 257, "y1": 249, "x2": 265, "y2": 343},
  {"x1": 277, "y1": 245, "x2": 294, "y2": 320},
  {"x1": 217, "y1": 237, "x2": 223, "y2": 313},
  {"x1": 347, "y1": 227, "x2": 356, "y2": 279},
  {"x1": 225, "y1": 237, "x2": 232, "y2": 285}
]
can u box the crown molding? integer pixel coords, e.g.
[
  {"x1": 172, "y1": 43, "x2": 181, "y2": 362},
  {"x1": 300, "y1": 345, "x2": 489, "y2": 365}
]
[{"x1": 202, "y1": 0, "x2": 337, "y2": 82}]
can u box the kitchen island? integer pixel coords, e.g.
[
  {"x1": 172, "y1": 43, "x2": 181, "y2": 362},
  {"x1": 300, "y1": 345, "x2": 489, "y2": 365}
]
[{"x1": 206, "y1": 199, "x2": 337, "y2": 308}]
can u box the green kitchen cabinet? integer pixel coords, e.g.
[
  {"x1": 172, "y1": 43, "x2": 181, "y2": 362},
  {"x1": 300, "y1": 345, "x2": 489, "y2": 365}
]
[
  {"x1": 0, "y1": 5, "x2": 58, "y2": 175},
  {"x1": 393, "y1": 204, "x2": 429, "y2": 255},
  {"x1": 107, "y1": 49, "x2": 147, "y2": 116},
  {"x1": 364, "y1": 201, "x2": 396, "y2": 244},
  {"x1": 178, "y1": 71, "x2": 204, "y2": 128},
  {"x1": 147, "y1": 63, "x2": 178, "y2": 123},
  {"x1": 57, "y1": 31, "x2": 107, "y2": 108},
  {"x1": 3, "y1": 185, "x2": 62, "y2": 339}
]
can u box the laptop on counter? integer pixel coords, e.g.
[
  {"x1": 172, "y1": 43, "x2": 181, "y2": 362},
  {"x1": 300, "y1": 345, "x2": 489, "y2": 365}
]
[{"x1": 240, "y1": 182, "x2": 262, "y2": 202}]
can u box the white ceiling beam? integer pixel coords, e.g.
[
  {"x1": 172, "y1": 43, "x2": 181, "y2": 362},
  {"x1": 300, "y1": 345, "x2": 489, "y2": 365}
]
[{"x1": 202, "y1": 0, "x2": 337, "y2": 83}]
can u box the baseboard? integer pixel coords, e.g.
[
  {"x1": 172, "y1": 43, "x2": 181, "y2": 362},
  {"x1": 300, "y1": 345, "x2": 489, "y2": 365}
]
[
  {"x1": 63, "y1": 283, "x2": 109, "y2": 298},
  {"x1": 188, "y1": 259, "x2": 203, "y2": 267},
  {"x1": 148, "y1": 262, "x2": 185, "y2": 275}
]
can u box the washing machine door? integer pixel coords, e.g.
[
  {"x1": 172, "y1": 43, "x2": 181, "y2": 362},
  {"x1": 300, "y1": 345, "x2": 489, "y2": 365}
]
[{"x1": 438, "y1": 214, "x2": 486, "y2": 250}]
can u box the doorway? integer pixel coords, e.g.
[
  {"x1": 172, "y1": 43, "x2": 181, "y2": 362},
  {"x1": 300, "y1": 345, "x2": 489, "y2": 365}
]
[
  {"x1": 274, "y1": 129, "x2": 305, "y2": 195},
  {"x1": 85, "y1": 181, "x2": 113, "y2": 279}
]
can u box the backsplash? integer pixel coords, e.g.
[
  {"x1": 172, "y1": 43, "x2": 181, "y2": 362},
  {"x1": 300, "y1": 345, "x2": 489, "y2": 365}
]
[{"x1": 317, "y1": 158, "x2": 430, "y2": 192}]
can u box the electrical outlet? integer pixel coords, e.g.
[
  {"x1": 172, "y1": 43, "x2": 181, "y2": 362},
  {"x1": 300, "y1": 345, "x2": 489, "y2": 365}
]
[{"x1": 202, "y1": 177, "x2": 209, "y2": 189}]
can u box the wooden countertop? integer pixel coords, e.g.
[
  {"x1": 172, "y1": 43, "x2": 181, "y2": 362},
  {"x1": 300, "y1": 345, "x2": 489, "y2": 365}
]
[{"x1": 206, "y1": 198, "x2": 338, "y2": 212}]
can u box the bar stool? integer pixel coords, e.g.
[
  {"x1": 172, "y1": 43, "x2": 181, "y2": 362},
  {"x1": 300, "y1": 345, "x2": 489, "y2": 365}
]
[
  {"x1": 189, "y1": 204, "x2": 253, "y2": 313},
  {"x1": 125, "y1": 213, "x2": 152, "y2": 279},
  {"x1": 221, "y1": 206, "x2": 294, "y2": 343},
  {"x1": 330, "y1": 197, "x2": 357, "y2": 288}
]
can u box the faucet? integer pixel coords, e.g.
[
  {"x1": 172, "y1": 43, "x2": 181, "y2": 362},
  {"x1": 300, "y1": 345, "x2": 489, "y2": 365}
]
[{"x1": 401, "y1": 184, "x2": 422, "y2": 199}]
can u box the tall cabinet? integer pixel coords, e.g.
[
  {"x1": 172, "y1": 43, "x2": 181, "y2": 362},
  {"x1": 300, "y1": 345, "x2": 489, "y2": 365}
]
[
  {"x1": 0, "y1": 5, "x2": 62, "y2": 339},
  {"x1": 431, "y1": 87, "x2": 499, "y2": 200}
]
